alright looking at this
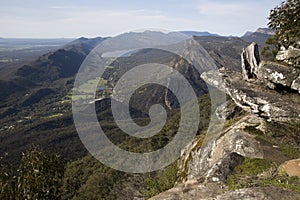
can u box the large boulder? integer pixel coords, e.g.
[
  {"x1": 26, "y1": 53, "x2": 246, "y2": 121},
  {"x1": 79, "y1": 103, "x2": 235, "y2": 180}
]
[
  {"x1": 149, "y1": 181, "x2": 226, "y2": 200},
  {"x1": 257, "y1": 61, "x2": 300, "y2": 91},
  {"x1": 178, "y1": 115, "x2": 267, "y2": 183},
  {"x1": 149, "y1": 185, "x2": 300, "y2": 200},
  {"x1": 241, "y1": 42, "x2": 260, "y2": 81},
  {"x1": 240, "y1": 43, "x2": 300, "y2": 93},
  {"x1": 215, "y1": 100, "x2": 243, "y2": 120},
  {"x1": 201, "y1": 68, "x2": 300, "y2": 122},
  {"x1": 276, "y1": 46, "x2": 300, "y2": 66},
  {"x1": 291, "y1": 76, "x2": 300, "y2": 92},
  {"x1": 279, "y1": 158, "x2": 300, "y2": 178}
]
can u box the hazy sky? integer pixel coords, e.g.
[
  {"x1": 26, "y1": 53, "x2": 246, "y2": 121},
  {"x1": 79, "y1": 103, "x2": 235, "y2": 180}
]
[{"x1": 0, "y1": 0, "x2": 282, "y2": 38}]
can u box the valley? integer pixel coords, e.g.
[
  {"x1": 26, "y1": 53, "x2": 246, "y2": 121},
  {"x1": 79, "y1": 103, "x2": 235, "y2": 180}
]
[{"x1": 1, "y1": 27, "x2": 298, "y2": 199}]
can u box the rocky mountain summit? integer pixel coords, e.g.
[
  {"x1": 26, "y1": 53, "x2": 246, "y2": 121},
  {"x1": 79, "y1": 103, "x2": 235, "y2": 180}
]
[{"x1": 150, "y1": 43, "x2": 300, "y2": 199}]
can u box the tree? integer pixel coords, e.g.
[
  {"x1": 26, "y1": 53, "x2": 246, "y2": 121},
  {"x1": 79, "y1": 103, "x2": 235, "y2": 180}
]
[
  {"x1": 0, "y1": 148, "x2": 65, "y2": 199},
  {"x1": 16, "y1": 147, "x2": 65, "y2": 200},
  {"x1": 0, "y1": 154, "x2": 16, "y2": 200},
  {"x1": 268, "y1": 0, "x2": 300, "y2": 49},
  {"x1": 143, "y1": 162, "x2": 178, "y2": 198},
  {"x1": 262, "y1": 0, "x2": 300, "y2": 62}
]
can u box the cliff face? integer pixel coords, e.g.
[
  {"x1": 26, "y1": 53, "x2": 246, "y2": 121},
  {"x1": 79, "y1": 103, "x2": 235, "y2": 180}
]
[{"x1": 150, "y1": 44, "x2": 300, "y2": 200}]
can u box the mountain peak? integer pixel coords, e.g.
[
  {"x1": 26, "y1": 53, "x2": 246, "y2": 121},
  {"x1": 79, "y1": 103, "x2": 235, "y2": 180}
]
[
  {"x1": 255, "y1": 28, "x2": 275, "y2": 35},
  {"x1": 242, "y1": 31, "x2": 254, "y2": 37},
  {"x1": 180, "y1": 31, "x2": 220, "y2": 37}
]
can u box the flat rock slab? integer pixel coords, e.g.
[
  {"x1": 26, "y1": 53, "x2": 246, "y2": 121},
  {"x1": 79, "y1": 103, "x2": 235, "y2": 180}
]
[
  {"x1": 201, "y1": 68, "x2": 300, "y2": 122},
  {"x1": 213, "y1": 186, "x2": 300, "y2": 200},
  {"x1": 258, "y1": 61, "x2": 300, "y2": 88},
  {"x1": 149, "y1": 184, "x2": 300, "y2": 200}
]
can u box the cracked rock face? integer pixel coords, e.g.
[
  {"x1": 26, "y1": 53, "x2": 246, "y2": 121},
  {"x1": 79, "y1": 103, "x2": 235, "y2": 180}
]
[
  {"x1": 212, "y1": 186, "x2": 300, "y2": 200},
  {"x1": 215, "y1": 100, "x2": 243, "y2": 120},
  {"x1": 276, "y1": 46, "x2": 300, "y2": 66},
  {"x1": 205, "y1": 152, "x2": 244, "y2": 183},
  {"x1": 179, "y1": 115, "x2": 266, "y2": 182},
  {"x1": 234, "y1": 42, "x2": 300, "y2": 93},
  {"x1": 150, "y1": 114, "x2": 296, "y2": 200},
  {"x1": 150, "y1": 185, "x2": 300, "y2": 200},
  {"x1": 291, "y1": 76, "x2": 300, "y2": 93},
  {"x1": 150, "y1": 43, "x2": 300, "y2": 200},
  {"x1": 241, "y1": 42, "x2": 260, "y2": 81},
  {"x1": 258, "y1": 61, "x2": 300, "y2": 91},
  {"x1": 201, "y1": 68, "x2": 300, "y2": 123}
]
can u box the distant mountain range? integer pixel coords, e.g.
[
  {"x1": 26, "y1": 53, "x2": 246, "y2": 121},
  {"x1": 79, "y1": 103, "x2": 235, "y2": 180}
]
[
  {"x1": 247, "y1": 28, "x2": 276, "y2": 36},
  {"x1": 0, "y1": 28, "x2": 276, "y2": 100},
  {"x1": 0, "y1": 38, "x2": 74, "y2": 48},
  {"x1": 0, "y1": 27, "x2": 275, "y2": 163},
  {"x1": 181, "y1": 28, "x2": 275, "y2": 38},
  {"x1": 0, "y1": 27, "x2": 285, "y2": 199},
  {"x1": 180, "y1": 31, "x2": 220, "y2": 37},
  {"x1": 241, "y1": 28, "x2": 275, "y2": 46}
]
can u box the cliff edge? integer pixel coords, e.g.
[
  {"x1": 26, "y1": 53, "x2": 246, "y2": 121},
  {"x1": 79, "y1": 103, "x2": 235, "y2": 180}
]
[{"x1": 150, "y1": 43, "x2": 300, "y2": 200}]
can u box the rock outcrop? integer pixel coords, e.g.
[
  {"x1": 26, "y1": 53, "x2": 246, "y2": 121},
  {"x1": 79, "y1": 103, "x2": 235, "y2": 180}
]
[
  {"x1": 279, "y1": 159, "x2": 300, "y2": 178},
  {"x1": 241, "y1": 42, "x2": 260, "y2": 80},
  {"x1": 202, "y1": 67, "x2": 300, "y2": 122},
  {"x1": 292, "y1": 76, "x2": 300, "y2": 92},
  {"x1": 258, "y1": 61, "x2": 300, "y2": 92},
  {"x1": 212, "y1": 187, "x2": 300, "y2": 200},
  {"x1": 180, "y1": 115, "x2": 265, "y2": 182},
  {"x1": 276, "y1": 46, "x2": 300, "y2": 66},
  {"x1": 150, "y1": 43, "x2": 300, "y2": 200},
  {"x1": 150, "y1": 184, "x2": 300, "y2": 200},
  {"x1": 201, "y1": 42, "x2": 300, "y2": 122},
  {"x1": 215, "y1": 100, "x2": 242, "y2": 120}
]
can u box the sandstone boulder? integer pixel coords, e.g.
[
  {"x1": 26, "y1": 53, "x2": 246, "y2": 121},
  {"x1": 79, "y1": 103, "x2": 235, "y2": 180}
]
[{"x1": 279, "y1": 158, "x2": 300, "y2": 178}]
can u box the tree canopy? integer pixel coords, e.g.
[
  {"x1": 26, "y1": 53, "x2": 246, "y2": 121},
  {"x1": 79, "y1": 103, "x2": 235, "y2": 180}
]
[
  {"x1": 262, "y1": 0, "x2": 300, "y2": 64},
  {"x1": 268, "y1": 0, "x2": 300, "y2": 49}
]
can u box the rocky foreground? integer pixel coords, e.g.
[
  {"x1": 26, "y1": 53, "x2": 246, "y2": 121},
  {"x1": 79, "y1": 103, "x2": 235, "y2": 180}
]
[{"x1": 150, "y1": 43, "x2": 300, "y2": 200}]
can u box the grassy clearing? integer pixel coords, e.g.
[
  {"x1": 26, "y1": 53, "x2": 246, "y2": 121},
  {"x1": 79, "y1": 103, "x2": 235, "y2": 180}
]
[
  {"x1": 228, "y1": 157, "x2": 275, "y2": 190},
  {"x1": 245, "y1": 123, "x2": 300, "y2": 160},
  {"x1": 228, "y1": 157, "x2": 300, "y2": 192},
  {"x1": 69, "y1": 78, "x2": 108, "y2": 101},
  {"x1": 280, "y1": 144, "x2": 300, "y2": 159},
  {"x1": 0, "y1": 59, "x2": 11, "y2": 62},
  {"x1": 42, "y1": 113, "x2": 63, "y2": 119},
  {"x1": 78, "y1": 78, "x2": 107, "y2": 94}
]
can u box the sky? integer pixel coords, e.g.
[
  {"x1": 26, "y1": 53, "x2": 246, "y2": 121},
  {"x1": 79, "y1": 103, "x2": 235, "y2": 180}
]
[{"x1": 0, "y1": 0, "x2": 282, "y2": 38}]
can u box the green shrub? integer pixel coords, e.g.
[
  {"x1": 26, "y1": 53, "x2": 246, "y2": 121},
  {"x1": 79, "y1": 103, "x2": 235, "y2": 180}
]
[
  {"x1": 260, "y1": 174, "x2": 300, "y2": 193},
  {"x1": 228, "y1": 157, "x2": 300, "y2": 193},
  {"x1": 0, "y1": 147, "x2": 65, "y2": 200},
  {"x1": 280, "y1": 144, "x2": 299, "y2": 159},
  {"x1": 144, "y1": 162, "x2": 178, "y2": 198},
  {"x1": 263, "y1": 0, "x2": 300, "y2": 66},
  {"x1": 228, "y1": 157, "x2": 274, "y2": 190}
]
